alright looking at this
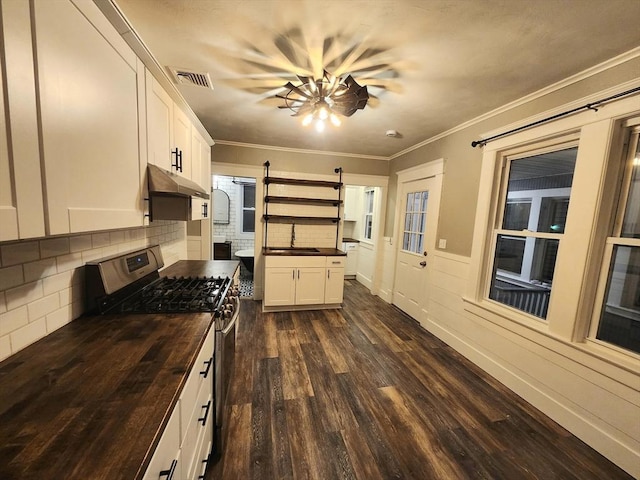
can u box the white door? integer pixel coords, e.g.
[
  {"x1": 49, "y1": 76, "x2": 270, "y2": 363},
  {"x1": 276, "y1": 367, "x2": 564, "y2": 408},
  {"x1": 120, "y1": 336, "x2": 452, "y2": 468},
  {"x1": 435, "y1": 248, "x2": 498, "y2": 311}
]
[{"x1": 393, "y1": 177, "x2": 438, "y2": 322}]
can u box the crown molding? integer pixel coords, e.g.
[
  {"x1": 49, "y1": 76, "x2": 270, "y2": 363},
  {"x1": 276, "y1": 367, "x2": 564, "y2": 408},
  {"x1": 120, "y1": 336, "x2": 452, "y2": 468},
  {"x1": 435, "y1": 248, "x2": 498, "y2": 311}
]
[
  {"x1": 213, "y1": 139, "x2": 388, "y2": 161},
  {"x1": 388, "y1": 46, "x2": 640, "y2": 160}
]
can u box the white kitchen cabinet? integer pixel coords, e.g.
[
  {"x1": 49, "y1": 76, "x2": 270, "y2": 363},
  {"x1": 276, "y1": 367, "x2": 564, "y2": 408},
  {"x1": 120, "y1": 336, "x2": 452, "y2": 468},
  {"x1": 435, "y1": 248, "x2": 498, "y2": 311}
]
[
  {"x1": 295, "y1": 267, "x2": 326, "y2": 305},
  {"x1": 325, "y1": 257, "x2": 345, "y2": 304},
  {"x1": 343, "y1": 186, "x2": 360, "y2": 221},
  {"x1": 144, "y1": 324, "x2": 214, "y2": 480},
  {"x1": 147, "y1": 70, "x2": 195, "y2": 180},
  {"x1": 0, "y1": 0, "x2": 45, "y2": 241},
  {"x1": 264, "y1": 256, "x2": 345, "y2": 309},
  {"x1": 33, "y1": 0, "x2": 146, "y2": 235},
  {"x1": 190, "y1": 128, "x2": 211, "y2": 221},
  {"x1": 143, "y1": 404, "x2": 182, "y2": 480},
  {"x1": 342, "y1": 242, "x2": 359, "y2": 277}
]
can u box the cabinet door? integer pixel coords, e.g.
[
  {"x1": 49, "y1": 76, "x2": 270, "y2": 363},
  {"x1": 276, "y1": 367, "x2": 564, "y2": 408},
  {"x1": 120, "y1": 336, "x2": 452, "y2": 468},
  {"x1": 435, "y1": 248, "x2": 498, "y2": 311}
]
[
  {"x1": 295, "y1": 267, "x2": 326, "y2": 305},
  {"x1": 34, "y1": 0, "x2": 145, "y2": 234},
  {"x1": 146, "y1": 71, "x2": 173, "y2": 172},
  {"x1": 173, "y1": 105, "x2": 191, "y2": 179},
  {"x1": 190, "y1": 129, "x2": 211, "y2": 221},
  {"x1": 344, "y1": 186, "x2": 360, "y2": 221},
  {"x1": 0, "y1": 0, "x2": 45, "y2": 241},
  {"x1": 325, "y1": 267, "x2": 345, "y2": 304},
  {"x1": 143, "y1": 403, "x2": 181, "y2": 480},
  {"x1": 264, "y1": 268, "x2": 296, "y2": 306}
]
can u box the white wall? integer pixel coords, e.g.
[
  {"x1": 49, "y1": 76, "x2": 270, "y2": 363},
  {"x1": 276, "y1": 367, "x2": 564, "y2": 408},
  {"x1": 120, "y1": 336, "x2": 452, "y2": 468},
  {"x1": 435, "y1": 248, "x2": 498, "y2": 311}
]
[
  {"x1": 0, "y1": 221, "x2": 187, "y2": 360},
  {"x1": 419, "y1": 251, "x2": 639, "y2": 478}
]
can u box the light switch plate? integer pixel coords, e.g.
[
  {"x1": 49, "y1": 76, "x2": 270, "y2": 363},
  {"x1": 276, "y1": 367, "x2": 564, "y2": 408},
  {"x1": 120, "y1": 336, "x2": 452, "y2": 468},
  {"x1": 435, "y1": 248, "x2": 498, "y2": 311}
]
[{"x1": 438, "y1": 239, "x2": 447, "y2": 249}]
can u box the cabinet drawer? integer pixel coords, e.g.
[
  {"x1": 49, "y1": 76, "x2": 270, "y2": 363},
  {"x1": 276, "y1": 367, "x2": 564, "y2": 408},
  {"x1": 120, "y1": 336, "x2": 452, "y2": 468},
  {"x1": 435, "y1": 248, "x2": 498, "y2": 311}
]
[
  {"x1": 143, "y1": 404, "x2": 181, "y2": 480},
  {"x1": 265, "y1": 255, "x2": 326, "y2": 268},
  {"x1": 180, "y1": 326, "x2": 214, "y2": 443},
  {"x1": 183, "y1": 390, "x2": 213, "y2": 480},
  {"x1": 326, "y1": 256, "x2": 345, "y2": 267}
]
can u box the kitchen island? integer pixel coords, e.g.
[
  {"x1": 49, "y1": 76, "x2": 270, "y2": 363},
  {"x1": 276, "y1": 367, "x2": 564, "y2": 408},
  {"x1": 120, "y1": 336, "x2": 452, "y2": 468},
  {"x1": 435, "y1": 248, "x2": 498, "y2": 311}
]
[{"x1": 0, "y1": 260, "x2": 238, "y2": 480}]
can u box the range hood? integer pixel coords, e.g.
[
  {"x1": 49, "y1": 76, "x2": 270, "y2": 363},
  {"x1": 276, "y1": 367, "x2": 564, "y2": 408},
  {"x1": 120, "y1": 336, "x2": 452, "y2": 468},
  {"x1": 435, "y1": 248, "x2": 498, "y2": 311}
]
[
  {"x1": 147, "y1": 164, "x2": 210, "y2": 221},
  {"x1": 148, "y1": 164, "x2": 209, "y2": 199}
]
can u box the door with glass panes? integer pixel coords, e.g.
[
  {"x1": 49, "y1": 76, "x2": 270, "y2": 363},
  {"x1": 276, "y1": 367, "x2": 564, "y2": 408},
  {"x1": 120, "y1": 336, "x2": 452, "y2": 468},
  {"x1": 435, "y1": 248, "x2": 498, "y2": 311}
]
[{"x1": 393, "y1": 177, "x2": 437, "y2": 322}]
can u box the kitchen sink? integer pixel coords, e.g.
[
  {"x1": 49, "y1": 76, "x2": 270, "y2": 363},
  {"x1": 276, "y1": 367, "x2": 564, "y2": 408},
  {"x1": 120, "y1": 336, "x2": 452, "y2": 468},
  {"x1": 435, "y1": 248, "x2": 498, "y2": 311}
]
[{"x1": 266, "y1": 247, "x2": 320, "y2": 253}]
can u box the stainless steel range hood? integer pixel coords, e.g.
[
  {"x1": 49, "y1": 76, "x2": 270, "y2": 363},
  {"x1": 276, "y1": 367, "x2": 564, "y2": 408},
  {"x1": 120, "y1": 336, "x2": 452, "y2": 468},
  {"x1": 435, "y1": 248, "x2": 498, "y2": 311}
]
[
  {"x1": 147, "y1": 164, "x2": 210, "y2": 221},
  {"x1": 148, "y1": 164, "x2": 209, "y2": 199}
]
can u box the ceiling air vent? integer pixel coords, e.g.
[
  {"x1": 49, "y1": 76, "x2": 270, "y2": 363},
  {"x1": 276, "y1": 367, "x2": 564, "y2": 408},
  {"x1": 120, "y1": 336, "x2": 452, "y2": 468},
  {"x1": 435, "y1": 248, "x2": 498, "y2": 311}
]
[{"x1": 169, "y1": 68, "x2": 213, "y2": 90}]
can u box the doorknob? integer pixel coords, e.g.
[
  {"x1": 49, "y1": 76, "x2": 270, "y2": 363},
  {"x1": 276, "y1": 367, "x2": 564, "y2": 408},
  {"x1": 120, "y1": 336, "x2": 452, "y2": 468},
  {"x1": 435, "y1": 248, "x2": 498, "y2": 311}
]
[{"x1": 419, "y1": 261, "x2": 427, "y2": 267}]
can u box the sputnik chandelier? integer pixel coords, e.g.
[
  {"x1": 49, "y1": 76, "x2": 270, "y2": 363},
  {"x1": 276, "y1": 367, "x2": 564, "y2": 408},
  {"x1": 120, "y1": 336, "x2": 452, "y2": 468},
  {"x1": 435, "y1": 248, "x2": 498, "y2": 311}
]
[{"x1": 276, "y1": 71, "x2": 369, "y2": 132}]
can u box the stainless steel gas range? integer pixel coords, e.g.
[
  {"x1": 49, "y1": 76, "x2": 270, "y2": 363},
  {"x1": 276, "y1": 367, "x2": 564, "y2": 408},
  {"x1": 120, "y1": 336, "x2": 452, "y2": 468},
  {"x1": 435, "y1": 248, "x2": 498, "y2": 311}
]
[{"x1": 84, "y1": 245, "x2": 239, "y2": 460}]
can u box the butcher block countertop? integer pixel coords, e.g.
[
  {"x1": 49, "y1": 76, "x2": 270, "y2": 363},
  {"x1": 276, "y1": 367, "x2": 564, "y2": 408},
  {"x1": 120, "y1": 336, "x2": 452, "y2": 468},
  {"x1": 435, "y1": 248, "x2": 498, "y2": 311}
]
[
  {"x1": 263, "y1": 247, "x2": 346, "y2": 256},
  {"x1": 0, "y1": 260, "x2": 237, "y2": 480}
]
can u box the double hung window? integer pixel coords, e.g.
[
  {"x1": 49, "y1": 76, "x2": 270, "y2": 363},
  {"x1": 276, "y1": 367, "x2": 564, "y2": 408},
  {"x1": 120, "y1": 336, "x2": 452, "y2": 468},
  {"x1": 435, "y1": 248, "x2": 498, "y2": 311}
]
[
  {"x1": 240, "y1": 183, "x2": 255, "y2": 234},
  {"x1": 363, "y1": 188, "x2": 375, "y2": 241}
]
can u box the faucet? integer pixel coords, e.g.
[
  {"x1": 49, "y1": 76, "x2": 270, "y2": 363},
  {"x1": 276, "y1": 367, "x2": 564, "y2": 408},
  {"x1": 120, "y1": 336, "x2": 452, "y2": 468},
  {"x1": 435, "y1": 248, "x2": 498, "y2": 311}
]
[{"x1": 291, "y1": 223, "x2": 296, "y2": 247}]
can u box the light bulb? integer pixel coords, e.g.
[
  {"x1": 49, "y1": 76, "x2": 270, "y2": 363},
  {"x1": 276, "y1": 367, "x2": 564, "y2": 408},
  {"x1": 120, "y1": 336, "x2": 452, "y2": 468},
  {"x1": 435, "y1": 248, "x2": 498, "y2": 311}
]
[
  {"x1": 302, "y1": 114, "x2": 313, "y2": 126},
  {"x1": 318, "y1": 106, "x2": 329, "y2": 120},
  {"x1": 329, "y1": 113, "x2": 341, "y2": 127},
  {"x1": 315, "y1": 119, "x2": 325, "y2": 133}
]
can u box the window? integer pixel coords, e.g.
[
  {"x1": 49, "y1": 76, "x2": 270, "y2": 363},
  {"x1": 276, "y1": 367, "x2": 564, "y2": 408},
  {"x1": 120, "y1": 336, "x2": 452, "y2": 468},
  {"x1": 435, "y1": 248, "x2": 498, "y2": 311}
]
[
  {"x1": 590, "y1": 126, "x2": 640, "y2": 354},
  {"x1": 488, "y1": 146, "x2": 578, "y2": 319},
  {"x1": 240, "y1": 183, "x2": 255, "y2": 233},
  {"x1": 403, "y1": 190, "x2": 428, "y2": 254},
  {"x1": 363, "y1": 188, "x2": 375, "y2": 240}
]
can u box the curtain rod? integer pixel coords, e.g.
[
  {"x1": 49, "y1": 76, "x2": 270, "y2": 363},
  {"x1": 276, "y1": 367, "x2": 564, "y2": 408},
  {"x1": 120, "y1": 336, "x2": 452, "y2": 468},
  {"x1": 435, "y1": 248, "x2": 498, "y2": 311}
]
[{"x1": 471, "y1": 86, "x2": 640, "y2": 148}]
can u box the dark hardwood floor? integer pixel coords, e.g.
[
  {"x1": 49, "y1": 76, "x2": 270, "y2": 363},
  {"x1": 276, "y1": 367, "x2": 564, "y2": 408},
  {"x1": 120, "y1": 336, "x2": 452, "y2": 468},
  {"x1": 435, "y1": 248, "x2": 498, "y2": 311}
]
[{"x1": 206, "y1": 280, "x2": 632, "y2": 479}]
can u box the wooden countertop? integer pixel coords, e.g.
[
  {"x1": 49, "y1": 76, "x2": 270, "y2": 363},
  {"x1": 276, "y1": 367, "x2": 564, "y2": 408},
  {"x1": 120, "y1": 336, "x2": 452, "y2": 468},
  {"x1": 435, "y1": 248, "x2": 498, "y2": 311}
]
[
  {"x1": 262, "y1": 247, "x2": 346, "y2": 256},
  {"x1": 162, "y1": 259, "x2": 239, "y2": 278},
  {"x1": 0, "y1": 260, "x2": 234, "y2": 480}
]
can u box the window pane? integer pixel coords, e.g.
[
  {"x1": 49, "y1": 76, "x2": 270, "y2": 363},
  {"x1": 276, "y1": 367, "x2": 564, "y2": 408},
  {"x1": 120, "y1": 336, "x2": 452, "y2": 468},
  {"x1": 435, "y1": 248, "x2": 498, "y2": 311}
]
[
  {"x1": 622, "y1": 142, "x2": 640, "y2": 238},
  {"x1": 417, "y1": 234, "x2": 424, "y2": 253},
  {"x1": 502, "y1": 148, "x2": 577, "y2": 232},
  {"x1": 243, "y1": 184, "x2": 256, "y2": 208},
  {"x1": 413, "y1": 194, "x2": 421, "y2": 211},
  {"x1": 406, "y1": 193, "x2": 413, "y2": 211},
  {"x1": 403, "y1": 233, "x2": 410, "y2": 250},
  {"x1": 489, "y1": 235, "x2": 557, "y2": 319},
  {"x1": 410, "y1": 233, "x2": 417, "y2": 252},
  {"x1": 421, "y1": 191, "x2": 429, "y2": 211},
  {"x1": 404, "y1": 213, "x2": 411, "y2": 231},
  {"x1": 243, "y1": 210, "x2": 255, "y2": 232},
  {"x1": 504, "y1": 201, "x2": 531, "y2": 230},
  {"x1": 596, "y1": 245, "x2": 640, "y2": 353},
  {"x1": 412, "y1": 213, "x2": 419, "y2": 231}
]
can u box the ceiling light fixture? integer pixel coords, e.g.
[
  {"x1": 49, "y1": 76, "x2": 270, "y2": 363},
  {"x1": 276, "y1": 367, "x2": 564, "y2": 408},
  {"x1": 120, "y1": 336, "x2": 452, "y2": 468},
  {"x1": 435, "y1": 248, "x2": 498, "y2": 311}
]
[{"x1": 276, "y1": 71, "x2": 369, "y2": 132}]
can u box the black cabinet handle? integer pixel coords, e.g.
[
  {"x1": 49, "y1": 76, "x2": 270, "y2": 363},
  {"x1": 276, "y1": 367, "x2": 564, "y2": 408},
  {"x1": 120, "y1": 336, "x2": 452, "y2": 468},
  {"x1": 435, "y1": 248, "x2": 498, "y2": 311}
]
[
  {"x1": 171, "y1": 148, "x2": 183, "y2": 172},
  {"x1": 197, "y1": 453, "x2": 211, "y2": 480},
  {"x1": 202, "y1": 203, "x2": 208, "y2": 218},
  {"x1": 159, "y1": 459, "x2": 177, "y2": 479},
  {"x1": 200, "y1": 358, "x2": 212, "y2": 378},
  {"x1": 199, "y1": 400, "x2": 211, "y2": 426}
]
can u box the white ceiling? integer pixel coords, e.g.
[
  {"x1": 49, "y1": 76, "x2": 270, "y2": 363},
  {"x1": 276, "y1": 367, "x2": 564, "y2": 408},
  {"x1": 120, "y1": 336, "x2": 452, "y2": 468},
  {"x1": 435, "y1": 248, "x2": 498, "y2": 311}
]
[{"x1": 114, "y1": 0, "x2": 640, "y2": 159}]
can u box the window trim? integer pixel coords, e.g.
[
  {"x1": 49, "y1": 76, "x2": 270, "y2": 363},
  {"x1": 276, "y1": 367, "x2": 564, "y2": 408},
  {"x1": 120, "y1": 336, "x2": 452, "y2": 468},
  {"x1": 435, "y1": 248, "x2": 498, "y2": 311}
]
[{"x1": 465, "y1": 92, "x2": 640, "y2": 370}]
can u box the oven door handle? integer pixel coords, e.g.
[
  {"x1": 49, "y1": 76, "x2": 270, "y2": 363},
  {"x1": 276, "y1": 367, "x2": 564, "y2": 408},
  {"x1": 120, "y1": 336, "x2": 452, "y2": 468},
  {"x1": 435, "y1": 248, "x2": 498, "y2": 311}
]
[{"x1": 221, "y1": 297, "x2": 239, "y2": 335}]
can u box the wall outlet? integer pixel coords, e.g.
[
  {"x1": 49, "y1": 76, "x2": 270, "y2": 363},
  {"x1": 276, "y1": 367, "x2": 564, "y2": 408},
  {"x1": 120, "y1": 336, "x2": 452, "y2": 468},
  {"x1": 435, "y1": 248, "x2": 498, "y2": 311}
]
[{"x1": 438, "y1": 238, "x2": 447, "y2": 249}]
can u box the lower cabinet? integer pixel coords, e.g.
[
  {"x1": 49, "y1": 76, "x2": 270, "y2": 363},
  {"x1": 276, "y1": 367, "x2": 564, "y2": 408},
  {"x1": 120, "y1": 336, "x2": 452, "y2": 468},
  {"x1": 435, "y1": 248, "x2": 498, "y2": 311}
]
[
  {"x1": 144, "y1": 325, "x2": 214, "y2": 480},
  {"x1": 263, "y1": 256, "x2": 345, "y2": 309}
]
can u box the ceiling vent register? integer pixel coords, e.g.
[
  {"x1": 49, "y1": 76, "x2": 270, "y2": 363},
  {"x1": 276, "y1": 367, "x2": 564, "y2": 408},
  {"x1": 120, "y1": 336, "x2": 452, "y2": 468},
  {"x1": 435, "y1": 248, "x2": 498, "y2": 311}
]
[{"x1": 169, "y1": 68, "x2": 214, "y2": 90}]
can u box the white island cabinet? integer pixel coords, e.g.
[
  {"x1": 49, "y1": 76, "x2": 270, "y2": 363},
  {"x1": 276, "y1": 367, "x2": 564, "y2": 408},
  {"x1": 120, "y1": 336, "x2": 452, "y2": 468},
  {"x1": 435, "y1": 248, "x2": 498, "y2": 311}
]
[
  {"x1": 33, "y1": 0, "x2": 146, "y2": 235},
  {"x1": 144, "y1": 324, "x2": 214, "y2": 480},
  {"x1": 263, "y1": 255, "x2": 345, "y2": 311}
]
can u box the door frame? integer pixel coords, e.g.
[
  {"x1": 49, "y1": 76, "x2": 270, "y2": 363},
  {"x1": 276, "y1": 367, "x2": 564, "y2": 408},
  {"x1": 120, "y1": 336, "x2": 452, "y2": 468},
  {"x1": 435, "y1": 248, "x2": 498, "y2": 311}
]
[{"x1": 391, "y1": 159, "x2": 444, "y2": 325}]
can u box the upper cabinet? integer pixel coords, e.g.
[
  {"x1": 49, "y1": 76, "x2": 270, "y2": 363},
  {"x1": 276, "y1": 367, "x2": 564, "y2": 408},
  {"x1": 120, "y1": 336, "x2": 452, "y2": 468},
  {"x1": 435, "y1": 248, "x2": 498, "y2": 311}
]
[
  {"x1": 146, "y1": 72, "x2": 192, "y2": 179},
  {"x1": 190, "y1": 128, "x2": 212, "y2": 220},
  {"x1": 33, "y1": 0, "x2": 146, "y2": 235},
  {"x1": 0, "y1": 0, "x2": 45, "y2": 241}
]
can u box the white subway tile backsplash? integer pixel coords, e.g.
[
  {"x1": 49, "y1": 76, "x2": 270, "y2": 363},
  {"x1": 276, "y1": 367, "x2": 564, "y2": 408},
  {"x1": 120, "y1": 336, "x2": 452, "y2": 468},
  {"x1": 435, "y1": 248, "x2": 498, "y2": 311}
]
[
  {"x1": 28, "y1": 293, "x2": 60, "y2": 321},
  {"x1": 10, "y1": 317, "x2": 47, "y2": 352},
  {"x1": 40, "y1": 237, "x2": 70, "y2": 258},
  {"x1": 0, "y1": 265, "x2": 24, "y2": 291},
  {"x1": 0, "y1": 221, "x2": 187, "y2": 359},
  {"x1": 46, "y1": 305, "x2": 72, "y2": 333},
  {"x1": 42, "y1": 271, "x2": 73, "y2": 297},
  {"x1": 6, "y1": 281, "x2": 43, "y2": 311},
  {"x1": 70, "y1": 234, "x2": 93, "y2": 253},
  {"x1": 0, "y1": 335, "x2": 10, "y2": 362},
  {"x1": 23, "y1": 258, "x2": 57, "y2": 283},
  {"x1": 1, "y1": 241, "x2": 40, "y2": 267},
  {"x1": 56, "y1": 253, "x2": 83, "y2": 273},
  {"x1": 0, "y1": 306, "x2": 28, "y2": 336}
]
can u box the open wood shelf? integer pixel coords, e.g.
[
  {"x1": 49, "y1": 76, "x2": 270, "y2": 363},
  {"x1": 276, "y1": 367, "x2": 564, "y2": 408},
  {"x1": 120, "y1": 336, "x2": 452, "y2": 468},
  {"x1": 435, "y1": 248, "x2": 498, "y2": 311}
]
[
  {"x1": 264, "y1": 177, "x2": 342, "y2": 189},
  {"x1": 265, "y1": 196, "x2": 342, "y2": 206},
  {"x1": 263, "y1": 214, "x2": 340, "y2": 224}
]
